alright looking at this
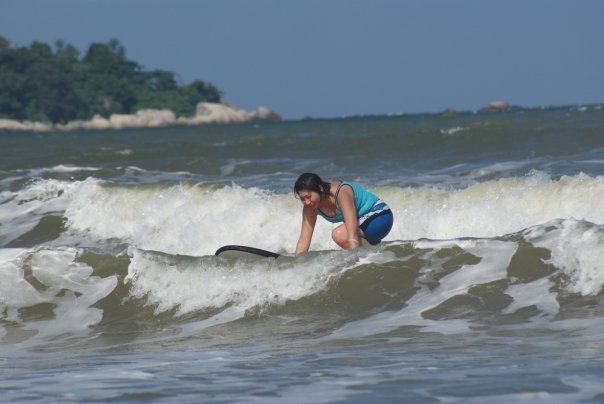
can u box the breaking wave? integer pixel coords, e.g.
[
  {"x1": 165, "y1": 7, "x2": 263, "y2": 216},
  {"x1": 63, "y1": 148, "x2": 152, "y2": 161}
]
[{"x1": 2, "y1": 170, "x2": 604, "y2": 348}]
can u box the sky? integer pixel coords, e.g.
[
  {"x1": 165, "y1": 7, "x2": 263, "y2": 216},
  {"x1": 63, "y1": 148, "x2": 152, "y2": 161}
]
[{"x1": 1, "y1": 0, "x2": 603, "y2": 119}]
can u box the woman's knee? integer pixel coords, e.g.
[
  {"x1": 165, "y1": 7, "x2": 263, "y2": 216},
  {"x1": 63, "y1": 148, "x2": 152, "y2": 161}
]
[{"x1": 331, "y1": 226, "x2": 347, "y2": 246}]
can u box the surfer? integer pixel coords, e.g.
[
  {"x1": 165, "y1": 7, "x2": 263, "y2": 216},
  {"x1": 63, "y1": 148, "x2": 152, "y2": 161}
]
[{"x1": 294, "y1": 173, "x2": 393, "y2": 254}]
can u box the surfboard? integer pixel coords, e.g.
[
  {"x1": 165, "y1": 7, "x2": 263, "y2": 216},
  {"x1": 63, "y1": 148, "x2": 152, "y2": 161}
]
[{"x1": 214, "y1": 245, "x2": 281, "y2": 259}]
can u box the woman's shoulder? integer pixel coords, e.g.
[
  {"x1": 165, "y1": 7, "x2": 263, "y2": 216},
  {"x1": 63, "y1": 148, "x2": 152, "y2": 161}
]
[
  {"x1": 337, "y1": 180, "x2": 357, "y2": 191},
  {"x1": 328, "y1": 180, "x2": 342, "y2": 192},
  {"x1": 335, "y1": 181, "x2": 355, "y2": 199}
]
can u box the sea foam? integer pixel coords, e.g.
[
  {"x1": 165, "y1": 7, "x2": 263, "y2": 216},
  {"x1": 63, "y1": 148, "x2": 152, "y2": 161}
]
[
  {"x1": 125, "y1": 247, "x2": 363, "y2": 329},
  {"x1": 4, "y1": 172, "x2": 604, "y2": 257},
  {"x1": 524, "y1": 219, "x2": 604, "y2": 296},
  {"x1": 33, "y1": 172, "x2": 604, "y2": 256},
  {"x1": 379, "y1": 172, "x2": 604, "y2": 242},
  {"x1": 0, "y1": 247, "x2": 117, "y2": 346},
  {"x1": 0, "y1": 179, "x2": 75, "y2": 246},
  {"x1": 328, "y1": 239, "x2": 518, "y2": 339}
]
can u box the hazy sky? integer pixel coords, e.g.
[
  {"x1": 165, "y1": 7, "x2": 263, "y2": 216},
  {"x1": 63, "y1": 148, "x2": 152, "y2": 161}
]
[{"x1": 1, "y1": 0, "x2": 603, "y2": 119}]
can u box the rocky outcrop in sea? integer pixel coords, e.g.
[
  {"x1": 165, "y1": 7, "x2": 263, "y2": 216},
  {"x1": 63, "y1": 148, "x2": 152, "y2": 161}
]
[
  {"x1": 480, "y1": 101, "x2": 511, "y2": 112},
  {"x1": 0, "y1": 102, "x2": 281, "y2": 132}
]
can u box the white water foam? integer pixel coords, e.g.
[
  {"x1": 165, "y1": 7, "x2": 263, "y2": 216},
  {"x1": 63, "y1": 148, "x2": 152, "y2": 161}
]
[
  {"x1": 0, "y1": 248, "x2": 46, "y2": 341},
  {"x1": 61, "y1": 173, "x2": 604, "y2": 255},
  {"x1": 36, "y1": 164, "x2": 101, "y2": 174},
  {"x1": 439, "y1": 126, "x2": 467, "y2": 135},
  {"x1": 220, "y1": 159, "x2": 251, "y2": 176},
  {"x1": 503, "y1": 277, "x2": 559, "y2": 317},
  {"x1": 328, "y1": 239, "x2": 518, "y2": 339},
  {"x1": 63, "y1": 179, "x2": 334, "y2": 255},
  {"x1": 0, "y1": 247, "x2": 117, "y2": 347},
  {"x1": 391, "y1": 160, "x2": 534, "y2": 189},
  {"x1": 4, "y1": 172, "x2": 604, "y2": 257},
  {"x1": 465, "y1": 160, "x2": 531, "y2": 180},
  {"x1": 524, "y1": 218, "x2": 604, "y2": 296},
  {"x1": 0, "y1": 179, "x2": 75, "y2": 246},
  {"x1": 116, "y1": 166, "x2": 199, "y2": 184},
  {"x1": 125, "y1": 247, "x2": 366, "y2": 332},
  {"x1": 378, "y1": 172, "x2": 604, "y2": 242},
  {"x1": 0, "y1": 165, "x2": 101, "y2": 188}
]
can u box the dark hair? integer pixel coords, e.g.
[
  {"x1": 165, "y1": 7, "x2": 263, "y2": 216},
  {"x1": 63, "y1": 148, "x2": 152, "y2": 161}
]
[{"x1": 294, "y1": 173, "x2": 331, "y2": 199}]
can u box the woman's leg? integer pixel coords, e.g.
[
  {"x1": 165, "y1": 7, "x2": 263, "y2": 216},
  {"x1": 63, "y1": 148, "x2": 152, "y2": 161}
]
[
  {"x1": 359, "y1": 210, "x2": 393, "y2": 245},
  {"x1": 331, "y1": 224, "x2": 370, "y2": 249}
]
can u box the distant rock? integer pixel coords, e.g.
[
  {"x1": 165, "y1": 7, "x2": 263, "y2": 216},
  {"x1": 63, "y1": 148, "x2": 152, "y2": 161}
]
[
  {"x1": 56, "y1": 114, "x2": 110, "y2": 131},
  {"x1": 182, "y1": 102, "x2": 254, "y2": 125},
  {"x1": 442, "y1": 107, "x2": 456, "y2": 115},
  {"x1": 0, "y1": 119, "x2": 53, "y2": 132},
  {"x1": 253, "y1": 106, "x2": 282, "y2": 122},
  {"x1": 480, "y1": 101, "x2": 510, "y2": 112},
  {"x1": 110, "y1": 109, "x2": 177, "y2": 129},
  {"x1": 0, "y1": 102, "x2": 281, "y2": 132}
]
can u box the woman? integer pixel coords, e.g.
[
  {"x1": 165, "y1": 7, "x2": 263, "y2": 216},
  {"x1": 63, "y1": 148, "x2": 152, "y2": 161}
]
[{"x1": 294, "y1": 173, "x2": 393, "y2": 254}]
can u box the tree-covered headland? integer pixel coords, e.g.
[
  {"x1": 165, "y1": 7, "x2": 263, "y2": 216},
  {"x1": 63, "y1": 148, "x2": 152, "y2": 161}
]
[{"x1": 0, "y1": 37, "x2": 222, "y2": 123}]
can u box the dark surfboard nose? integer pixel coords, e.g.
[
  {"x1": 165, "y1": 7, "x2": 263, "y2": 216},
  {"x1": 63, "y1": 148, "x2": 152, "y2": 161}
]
[{"x1": 215, "y1": 245, "x2": 280, "y2": 259}]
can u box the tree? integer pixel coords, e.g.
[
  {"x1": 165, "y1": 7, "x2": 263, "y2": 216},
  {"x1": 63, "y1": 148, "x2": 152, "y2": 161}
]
[{"x1": 0, "y1": 38, "x2": 223, "y2": 123}]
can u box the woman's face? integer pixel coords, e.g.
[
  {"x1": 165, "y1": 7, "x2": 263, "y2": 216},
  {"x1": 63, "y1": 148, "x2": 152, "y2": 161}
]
[{"x1": 297, "y1": 189, "x2": 321, "y2": 208}]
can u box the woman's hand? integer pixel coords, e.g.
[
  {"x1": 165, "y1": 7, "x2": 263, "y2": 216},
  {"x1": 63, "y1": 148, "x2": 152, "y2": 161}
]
[{"x1": 295, "y1": 206, "x2": 317, "y2": 255}]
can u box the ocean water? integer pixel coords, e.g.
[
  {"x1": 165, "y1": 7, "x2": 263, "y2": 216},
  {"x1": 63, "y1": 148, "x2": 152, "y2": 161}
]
[{"x1": 1, "y1": 105, "x2": 604, "y2": 402}]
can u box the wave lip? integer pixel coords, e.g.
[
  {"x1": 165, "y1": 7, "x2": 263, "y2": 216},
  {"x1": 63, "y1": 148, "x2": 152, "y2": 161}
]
[
  {"x1": 0, "y1": 178, "x2": 75, "y2": 247},
  {"x1": 124, "y1": 247, "x2": 363, "y2": 331},
  {"x1": 4, "y1": 171, "x2": 604, "y2": 254},
  {"x1": 381, "y1": 171, "x2": 604, "y2": 241},
  {"x1": 34, "y1": 172, "x2": 603, "y2": 256},
  {"x1": 524, "y1": 218, "x2": 604, "y2": 296}
]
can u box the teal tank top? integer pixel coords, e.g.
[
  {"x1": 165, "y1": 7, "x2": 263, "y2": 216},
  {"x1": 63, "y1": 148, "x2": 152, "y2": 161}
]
[{"x1": 316, "y1": 181, "x2": 379, "y2": 223}]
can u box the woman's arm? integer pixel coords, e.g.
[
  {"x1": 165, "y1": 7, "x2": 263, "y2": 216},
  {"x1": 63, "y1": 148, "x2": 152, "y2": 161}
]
[
  {"x1": 295, "y1": 206, "x2": 317, "y2": 255},
  {"x1": 337, "y1": 186, "x2": 360, "y2": 249}
]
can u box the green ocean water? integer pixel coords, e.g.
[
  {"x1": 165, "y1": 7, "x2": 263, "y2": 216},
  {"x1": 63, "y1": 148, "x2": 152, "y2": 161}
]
[{"x1": 1, "y1": 105, "x2": 604, "y2": 402}]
